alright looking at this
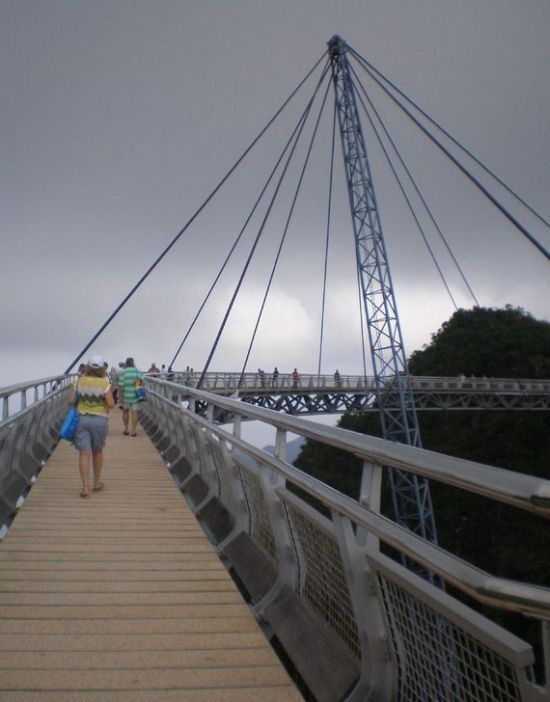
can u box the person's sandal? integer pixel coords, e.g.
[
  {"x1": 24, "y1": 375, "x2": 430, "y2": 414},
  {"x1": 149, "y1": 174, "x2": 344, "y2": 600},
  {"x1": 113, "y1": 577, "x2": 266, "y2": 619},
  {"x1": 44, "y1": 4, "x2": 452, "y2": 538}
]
[
  {"x1": 92, "y1": 483, "x2": 105, "y2": 492},
  {"x1": 79, "y1": 491, "x2": 89, "y2": 499}
]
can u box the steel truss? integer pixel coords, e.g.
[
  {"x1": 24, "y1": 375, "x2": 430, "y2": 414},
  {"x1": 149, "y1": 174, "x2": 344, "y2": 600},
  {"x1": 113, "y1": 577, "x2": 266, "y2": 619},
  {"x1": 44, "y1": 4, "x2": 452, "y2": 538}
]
[
  {"x1": 193, "y1": 387, "x2": 550, "y2": 420},
  {"x1": 328, "y1": 35, "x2": 437, "y2": 543}
]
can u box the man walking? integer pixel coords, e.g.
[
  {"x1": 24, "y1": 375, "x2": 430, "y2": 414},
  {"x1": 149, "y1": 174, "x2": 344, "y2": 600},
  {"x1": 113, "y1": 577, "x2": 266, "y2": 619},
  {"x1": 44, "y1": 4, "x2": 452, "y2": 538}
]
[{"x1": 117, "y1": 357, "x2": 143, "y2": 436}]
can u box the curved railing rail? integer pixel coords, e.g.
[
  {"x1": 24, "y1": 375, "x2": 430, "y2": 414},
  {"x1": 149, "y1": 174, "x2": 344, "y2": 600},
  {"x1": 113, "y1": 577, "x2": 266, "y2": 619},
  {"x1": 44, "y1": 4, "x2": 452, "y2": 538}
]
[
  {"x1": 166, "y1": 370, "x2": 550, "y2": 393},
  {"x1": 139, "y1": 376, "x2": 550, "y2": 701},
  {"x1": 0, "y1": 375, "x2": 74, "y2": 536},
  {"x1": 160, "y1": 372, "x2": 550, "y2": 414}
]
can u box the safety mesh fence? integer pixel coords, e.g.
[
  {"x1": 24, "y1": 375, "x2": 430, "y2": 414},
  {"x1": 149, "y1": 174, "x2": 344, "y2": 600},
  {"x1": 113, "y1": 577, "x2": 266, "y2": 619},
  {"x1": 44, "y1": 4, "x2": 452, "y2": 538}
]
[
  {"x1": 236, "y1": 462, "x2": 278, "y2": 562},
  {"x1": 283, "y1": 499, "x2": 361, "y2": 664},
  {"x1": 377, "y1": 573, "x2": 531, "y2": 702},
  {"x1": 206, "y1": 436, "x2": 237, "y2": 513}
]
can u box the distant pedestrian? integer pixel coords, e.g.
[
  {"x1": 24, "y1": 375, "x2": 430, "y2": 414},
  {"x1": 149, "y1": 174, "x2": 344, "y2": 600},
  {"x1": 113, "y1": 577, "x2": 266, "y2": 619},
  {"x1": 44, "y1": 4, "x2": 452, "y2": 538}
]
[
  {"x1": 334, "y1": 369, "x2": 341, "y2": 387},
  {"x1": 68, "y1": 355, "x2": 114, "y2": 498},
  {"x1": 258, "y1": 368, "x2": 266, "y2": 388},
  {"x1": 117, "y1": 357, "x2": 143, "y2": 437},
  {"x1": 272, "y1": 367, "x2": 279, "y2": 388},
  {"x1": 292, "y1": 368, "x2": 300, "y2": 388},
  {"x1": 147, "y1": 363, "x2": 160, "y2": 375},
  {"x1": 109, "y1": 365, "x2": 119, "y2": 403}
]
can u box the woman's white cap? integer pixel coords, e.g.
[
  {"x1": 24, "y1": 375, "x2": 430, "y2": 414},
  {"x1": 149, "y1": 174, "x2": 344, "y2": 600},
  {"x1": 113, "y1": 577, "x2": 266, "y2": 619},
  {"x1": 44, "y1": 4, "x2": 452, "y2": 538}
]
[{"x1": 88, "y1": 355, "x2": 104, "y2": 368}]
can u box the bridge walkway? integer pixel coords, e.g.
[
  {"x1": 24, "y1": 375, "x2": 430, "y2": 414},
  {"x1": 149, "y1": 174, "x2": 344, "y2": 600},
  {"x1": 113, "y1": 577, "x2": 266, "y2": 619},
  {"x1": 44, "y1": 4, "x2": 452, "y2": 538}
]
[{"x1": 0, "y1": 411, "x2": 301, "y2": 702}]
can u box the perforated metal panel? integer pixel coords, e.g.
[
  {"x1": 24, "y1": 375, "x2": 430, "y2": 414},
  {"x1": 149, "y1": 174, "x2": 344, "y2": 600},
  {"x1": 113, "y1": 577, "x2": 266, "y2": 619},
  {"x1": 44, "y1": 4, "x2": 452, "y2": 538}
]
[
  {"x1": 284, "y1": 500, "x2": 361, "y2": 663},
  {"x1": 206, "y1": 436, "x2": 236, "y2": 510},
  {"x1": 190, "y1": 424, "x2": 210, "y2": 481},
  {"x1": 377, "y1": 573, "x2": 532, "y2": 702},
  {"x1": 237, "y1": 463, "x2": 277, "y2": 562}
]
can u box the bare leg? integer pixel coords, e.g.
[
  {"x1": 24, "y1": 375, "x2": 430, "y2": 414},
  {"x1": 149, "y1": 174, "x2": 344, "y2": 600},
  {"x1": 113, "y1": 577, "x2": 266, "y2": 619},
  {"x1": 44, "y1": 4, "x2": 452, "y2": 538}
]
[
  {"x1": 79, "y1": 450, "x2": 91, "y2": 496},
  {"x1": 122, "y1": 408, "x2": 129, "y2": 433},
  {"x1": 92, "y1": 450, "x2": 103, "y2": 489},
  {"x1": 130, "y1": 408, "x2": 138, "y2": 435}
]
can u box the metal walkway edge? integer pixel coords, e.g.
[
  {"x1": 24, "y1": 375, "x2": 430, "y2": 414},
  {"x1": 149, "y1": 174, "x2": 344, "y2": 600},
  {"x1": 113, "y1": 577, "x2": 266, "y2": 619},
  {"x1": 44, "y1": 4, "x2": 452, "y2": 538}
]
[{"x1": 0, "y1": 411, "x2": 302, "y2": 702}]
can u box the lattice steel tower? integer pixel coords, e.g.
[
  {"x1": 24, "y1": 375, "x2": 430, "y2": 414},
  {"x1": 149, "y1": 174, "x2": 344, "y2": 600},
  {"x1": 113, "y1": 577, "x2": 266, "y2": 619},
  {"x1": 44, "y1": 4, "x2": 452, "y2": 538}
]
[{"x1": 328, "y1": 35, "x2": 437, "y2": 542}]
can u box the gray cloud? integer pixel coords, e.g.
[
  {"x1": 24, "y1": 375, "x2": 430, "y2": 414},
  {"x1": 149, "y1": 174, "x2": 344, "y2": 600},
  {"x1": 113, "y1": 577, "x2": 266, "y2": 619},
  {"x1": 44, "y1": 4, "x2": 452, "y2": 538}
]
[{"x1": 2, "y1": 0, "x2": 549, "y2": 387}]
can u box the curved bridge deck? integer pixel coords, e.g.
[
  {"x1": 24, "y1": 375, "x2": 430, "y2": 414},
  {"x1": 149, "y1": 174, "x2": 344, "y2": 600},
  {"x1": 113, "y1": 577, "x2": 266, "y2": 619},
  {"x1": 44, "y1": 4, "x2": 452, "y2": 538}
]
[{"x1": 0, "y1": 412, "x2": 301, "y2": 702}]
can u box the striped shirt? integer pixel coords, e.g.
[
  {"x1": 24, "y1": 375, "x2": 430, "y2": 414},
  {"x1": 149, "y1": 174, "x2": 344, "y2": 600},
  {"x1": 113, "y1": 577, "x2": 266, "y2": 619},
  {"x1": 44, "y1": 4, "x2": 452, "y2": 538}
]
[
  {"x1": 117, "y1": 366, "x2": 143, "y2": 405},
  {"x1": 76, "y1": 376, "x2": 110, "y2": 416}
]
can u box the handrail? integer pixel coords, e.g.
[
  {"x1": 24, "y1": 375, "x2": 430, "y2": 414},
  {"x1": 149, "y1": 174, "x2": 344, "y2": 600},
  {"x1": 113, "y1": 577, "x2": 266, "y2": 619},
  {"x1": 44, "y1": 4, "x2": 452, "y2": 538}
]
[
  {"x1": 0, "y1": 374, "x2": 75, "y2": 425},
  {"x1": 167, "y1": 393, "x2": 550, "y2": 620},
  {"x1": 146, "y1": 378, "x2": 550, "y2": 518},
  {"x1": 0, "y1": 374, "x2": 73, "y2": 534},
  {"x1": 163, "y1": 371, "x2": 550, "y2": 393}
]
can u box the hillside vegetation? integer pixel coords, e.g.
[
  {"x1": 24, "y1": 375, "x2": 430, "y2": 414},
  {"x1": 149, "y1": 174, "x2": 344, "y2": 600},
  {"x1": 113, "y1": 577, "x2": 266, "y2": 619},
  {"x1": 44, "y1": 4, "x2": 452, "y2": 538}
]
[{"x1": 295, "y1": 306, "x2": 550, "y2": 584}]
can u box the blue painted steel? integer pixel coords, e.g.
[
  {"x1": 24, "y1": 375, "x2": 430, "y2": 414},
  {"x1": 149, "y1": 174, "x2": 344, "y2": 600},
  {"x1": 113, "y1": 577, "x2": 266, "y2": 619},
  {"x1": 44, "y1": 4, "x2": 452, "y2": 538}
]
[{"x1": 328, "y1": 35, "x2": 437, "y2": 544}]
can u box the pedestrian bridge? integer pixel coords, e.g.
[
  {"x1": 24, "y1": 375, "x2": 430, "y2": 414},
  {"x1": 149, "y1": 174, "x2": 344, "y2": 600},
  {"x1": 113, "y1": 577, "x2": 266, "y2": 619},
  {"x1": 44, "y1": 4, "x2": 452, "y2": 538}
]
[
  {"x1": 176, "y1": 372, "x2": 550, "y2": 414},
  {"x1": 1, "y1": 374, "x2": 550, "y2": 701}
]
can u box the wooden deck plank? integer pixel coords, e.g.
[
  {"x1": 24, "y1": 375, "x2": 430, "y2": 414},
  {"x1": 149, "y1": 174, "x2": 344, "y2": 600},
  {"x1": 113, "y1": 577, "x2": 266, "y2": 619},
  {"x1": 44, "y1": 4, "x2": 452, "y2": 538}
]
[
  {"x1": 0, "y1": 412, "x2": 302, "y2": 701},
  {"x1": 0, "y1": 689, "x2": 298, "y2": 702}
]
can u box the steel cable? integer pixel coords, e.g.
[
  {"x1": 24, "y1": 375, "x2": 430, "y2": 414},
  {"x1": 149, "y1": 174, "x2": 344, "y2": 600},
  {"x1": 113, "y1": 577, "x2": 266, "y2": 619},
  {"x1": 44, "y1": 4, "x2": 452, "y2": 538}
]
[
  {"x1": 317, "y1": 102, "x2": 337, "y2": 377},
  {"x1": 350, "y1": 49, "x2": 550, "y2": 261},
  {"x1": 349, "y1": 47, "x2": 550, "y2": 232},
  {"x1": 63, "y1": 52, "x2": 328, "y2": 373},
  {"x1": 237, "y1": 76, "x2": 333, "y2": 387},
  {"x1": 350, "y1": 63, "x2": 480, "y2": 308},
  {"x1": 169, "y1": 63, "x2": 330, "y2": 370},
  {"x1": 197, "y1": 63, "x2": 331, "y2": 388}
]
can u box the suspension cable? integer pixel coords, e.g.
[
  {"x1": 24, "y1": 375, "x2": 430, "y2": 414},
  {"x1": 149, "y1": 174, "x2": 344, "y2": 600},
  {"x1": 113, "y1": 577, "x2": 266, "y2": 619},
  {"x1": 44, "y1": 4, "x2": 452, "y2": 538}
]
[
  {"x1": 349, "y1": 47, "x2": 550, "y2": 231},
  {"x1": 350, "y1": 63, "x2": 480, "y2": 307},
  {"x1": 356, "y1": 259, "x2": 368, "y2": 379},
  {"x1": 168, "y1": 68, "x2": 329, "y2": 370},
  {"x1": 350, "y1": 51, "x2": 550, "y2": 261},
  {"x1": 238, "y1": 76, "x2": 333, "y2": 387},
  {"x1": 352, "y1": 68, "x2": 459, "y2": 310},
  {"x1": 350, "y1": 69, "x2": 458, "y2": 309},
  {"x1": 318, "y1": 102, "x2": 337, "y2": 376},
  {"x1": 63, "y1": 52, "x2": 328, "y2": 373},
  {"x1": 197, "y1": 63, "x2": 331, "y2": 388}
]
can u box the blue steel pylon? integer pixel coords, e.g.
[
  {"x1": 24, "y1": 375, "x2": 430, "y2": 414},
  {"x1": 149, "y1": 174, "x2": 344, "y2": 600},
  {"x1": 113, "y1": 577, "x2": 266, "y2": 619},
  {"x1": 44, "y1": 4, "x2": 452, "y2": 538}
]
[{"x1": 328, "y1": 35, "x2": 437, "y2": 544}]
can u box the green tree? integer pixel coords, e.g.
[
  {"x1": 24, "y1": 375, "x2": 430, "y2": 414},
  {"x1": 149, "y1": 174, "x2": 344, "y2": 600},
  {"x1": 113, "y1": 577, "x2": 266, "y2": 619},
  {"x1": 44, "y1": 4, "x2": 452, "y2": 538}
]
[
  {"x1": 295, "y1": 306, "x2": 550, "y2": 583},
  {"x1": 408, "y1": 305, "x2": 550, "y2": 378},
  {"x1": 295, "y1": 306, "x2": 550, "y2": 674}
]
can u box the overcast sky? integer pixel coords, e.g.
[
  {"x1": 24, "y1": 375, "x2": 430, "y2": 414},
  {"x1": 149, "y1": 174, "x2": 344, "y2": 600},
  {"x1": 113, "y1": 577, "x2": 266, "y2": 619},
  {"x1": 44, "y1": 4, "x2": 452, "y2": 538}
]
[{"x1": 2, "y1": 0, "x2": 549, "y2": 387}]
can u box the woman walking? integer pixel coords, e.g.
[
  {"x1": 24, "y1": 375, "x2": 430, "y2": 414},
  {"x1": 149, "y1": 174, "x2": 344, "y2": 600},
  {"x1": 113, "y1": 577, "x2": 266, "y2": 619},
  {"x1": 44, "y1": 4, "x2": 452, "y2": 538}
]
[{"x1": 68, "y1": 355, "x2": 114, "y2": 498}]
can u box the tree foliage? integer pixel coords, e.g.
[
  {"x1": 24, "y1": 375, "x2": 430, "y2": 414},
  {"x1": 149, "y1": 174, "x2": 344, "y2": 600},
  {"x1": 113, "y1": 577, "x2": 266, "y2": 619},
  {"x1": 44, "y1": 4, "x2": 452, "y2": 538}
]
[
  {"x1": 295, "y1": 306, "x2": 550, "y2": 583},
  {"x1": 408, "y1": 305, "x2": 550, "y2": 378},
  {"x1": 295, "y1": 306, "x2": 550, "y2": 673}
]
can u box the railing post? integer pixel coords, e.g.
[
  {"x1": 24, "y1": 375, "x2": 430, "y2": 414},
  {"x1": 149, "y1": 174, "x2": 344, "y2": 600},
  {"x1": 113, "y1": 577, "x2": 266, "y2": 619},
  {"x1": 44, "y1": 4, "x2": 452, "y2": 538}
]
[
  {"x1": 358, "y1": 459, "x2": 382, "y2": 550},
  {"x1": 206, "y1": 403, "x2": 214, "y2": 423},
  {"x1": 275, "y1": 428, "x2": 286, "y2": 462},
  {"x1": 233, "y1": 414, "x2": 241, "y2": 440},
  {"x1": 253, "y1": 469, "x2": 298, "y2": 614},
  {"x1": 332, "y1": 512, "x2": 395, "y2": 702}
]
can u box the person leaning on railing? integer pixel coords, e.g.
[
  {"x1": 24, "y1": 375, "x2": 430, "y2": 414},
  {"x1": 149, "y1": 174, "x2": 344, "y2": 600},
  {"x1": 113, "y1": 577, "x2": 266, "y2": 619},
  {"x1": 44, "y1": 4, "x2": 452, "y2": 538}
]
[{"x1": 67, "y1": 355, "x2": 114, "y2": 498}]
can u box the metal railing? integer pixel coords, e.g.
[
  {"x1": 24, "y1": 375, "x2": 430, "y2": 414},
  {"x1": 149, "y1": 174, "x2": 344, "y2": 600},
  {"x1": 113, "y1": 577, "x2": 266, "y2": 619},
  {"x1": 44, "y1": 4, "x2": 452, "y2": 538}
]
[
  {"x1": 164, "y1": 371, "x2": 550, "y2": 395},
  {"x1": 0, "y1": 375, "x2": 74, "y2": 537},
  {"x1": 140, "y1": 376, "x2": 550, "y2": 702}
]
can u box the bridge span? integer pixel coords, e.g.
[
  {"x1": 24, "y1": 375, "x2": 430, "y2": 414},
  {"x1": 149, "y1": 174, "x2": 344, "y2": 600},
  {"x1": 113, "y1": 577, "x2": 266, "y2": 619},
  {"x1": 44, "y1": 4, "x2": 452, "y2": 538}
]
[
  {"x1": 171, "y1": 372, "x2": 550, "y2": 415},
  {"x1": 1, "y1": 375, "x2": 550, "y2": 701}
]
